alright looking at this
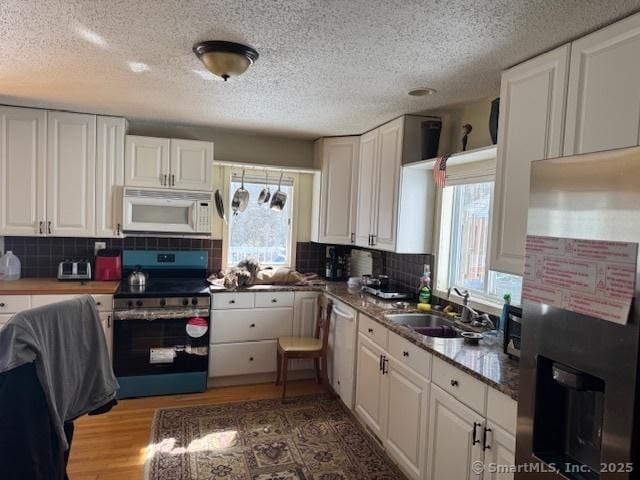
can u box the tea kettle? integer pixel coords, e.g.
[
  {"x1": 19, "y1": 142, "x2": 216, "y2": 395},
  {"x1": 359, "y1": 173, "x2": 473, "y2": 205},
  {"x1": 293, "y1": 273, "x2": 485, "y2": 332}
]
[{"x1": 128, "y1": 266, "x2": 148, "y2": 286}]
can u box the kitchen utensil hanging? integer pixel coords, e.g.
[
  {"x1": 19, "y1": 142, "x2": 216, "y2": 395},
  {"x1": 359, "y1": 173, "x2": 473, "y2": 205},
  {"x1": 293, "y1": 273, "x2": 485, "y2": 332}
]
[
  {"x1": 257, "y1": 171, "x2": 271, "y2": 205},
  {"x1": 270, "y1": 172, "x2": 287, "y2": 211},
  {"x1": 231, "y1": 169, "x2": 250, "y2": 216},
  {"x1": 214, "y1": 189, "x2": 227, "y2": 223}
]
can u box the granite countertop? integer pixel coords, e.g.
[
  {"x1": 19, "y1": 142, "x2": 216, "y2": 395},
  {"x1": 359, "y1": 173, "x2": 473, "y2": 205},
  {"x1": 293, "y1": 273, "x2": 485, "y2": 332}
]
[
  {"x1": 0, "y1": 278, "x2": 120, "y2": 295},
  {"x1": 210, "y1": 281, "x2": 520, "y2": 401}
]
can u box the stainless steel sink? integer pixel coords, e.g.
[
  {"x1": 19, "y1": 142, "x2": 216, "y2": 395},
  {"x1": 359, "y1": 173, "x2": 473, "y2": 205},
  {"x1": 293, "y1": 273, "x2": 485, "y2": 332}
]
[{"x1": 385, "y1": 313, "x2": 454, "y2": 328}]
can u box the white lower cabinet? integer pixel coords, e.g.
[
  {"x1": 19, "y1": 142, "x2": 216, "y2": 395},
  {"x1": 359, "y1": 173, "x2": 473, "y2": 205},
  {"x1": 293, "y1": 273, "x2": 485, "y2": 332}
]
[
  {"x1": 482, "y1": 421, "x2": 516, "y2": 480},
  {"x1": 384, "y1": 357, "x2": 430, "y2": 480},
  {"x1": 0, "y1": 314, "x2": 12, "y2": 330},
  {"x1": 209, "y1": 340, "x2": 278, "y2": 377},
  {"x1": 355, "y1": 334, "x2": 389, "y2": 439},
  {"x1": 355, "y1": 322, "x2": 432, "y2": 480},
  {"x1": 426, "y1": 384, "x2": 485, "y2": 480}
]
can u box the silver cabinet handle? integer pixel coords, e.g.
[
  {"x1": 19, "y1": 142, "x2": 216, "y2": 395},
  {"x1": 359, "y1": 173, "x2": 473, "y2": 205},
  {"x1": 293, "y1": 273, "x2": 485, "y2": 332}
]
[
  {"x1": 350, "y1": 232, "x2": 355, "y2": 244},
  {"x1": 171, "y1": 174, "x2": 175, "y2": 186},
  {"x1": 271, "y1": 298, "x2": 277, "y2": 303},
  {"x1": 47, "y1": 221, "x2": 52, "y2": 234},
  {"x1": 107, "y1": 315, "x2": 111, "y2": 328},
  {"x1": 250, "y1": 323, "x2": 256, "y2": 328},
  {"x1": 371, "y1": 234, "x2": 376, "y2": 246},
  {"x1": 403, "y1": 351, "x2": 409, "y2": 357},
  {"x1": 116, "y1": 223, "x2": 121, "y2": 236},
  {"x1": 162, "y1": 174, "x2": 167, "y2": 186},
  {"x1": 483, "y1": 427, "x2": 492, "y2": 450},
  {"x1": 39, "y1": 221, "x2": 44, "y2": 235},
  {"x1": 0, "y1": 303, "x2": 5, "y2": 308},
  {"x1": 229, "y1": 299, "x2": 236, "y2": 304},
  {"x1": 450, "y1": 379, "x2": 459, "y2": 387},
  {"x1": 472, "y1": 422, "x2": 481, "y2": 445}
]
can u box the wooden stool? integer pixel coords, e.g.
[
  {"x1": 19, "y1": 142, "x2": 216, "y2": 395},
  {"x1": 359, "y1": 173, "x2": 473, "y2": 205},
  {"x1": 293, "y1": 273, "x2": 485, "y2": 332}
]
[{"x1": 276, "y1": 296, "x2": 333, "y2": 400}]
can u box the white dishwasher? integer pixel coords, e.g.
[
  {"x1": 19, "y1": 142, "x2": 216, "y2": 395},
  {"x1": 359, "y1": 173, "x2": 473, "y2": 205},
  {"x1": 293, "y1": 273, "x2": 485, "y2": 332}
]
[{"x1": 327, "y1": 298, "x2": 358, "y2": 409}]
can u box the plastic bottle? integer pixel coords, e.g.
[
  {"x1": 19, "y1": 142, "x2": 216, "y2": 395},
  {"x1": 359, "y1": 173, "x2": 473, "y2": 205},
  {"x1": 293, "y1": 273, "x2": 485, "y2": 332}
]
[
  {"x1": 0, "y1": 251, "x2": 21, "y2": 281},
  {"x1": 499, "y1": 293, "x2": 511, "y2": 333},
  {"x1": 418, "y1": 264, "x2": 432, "y2": 304}
]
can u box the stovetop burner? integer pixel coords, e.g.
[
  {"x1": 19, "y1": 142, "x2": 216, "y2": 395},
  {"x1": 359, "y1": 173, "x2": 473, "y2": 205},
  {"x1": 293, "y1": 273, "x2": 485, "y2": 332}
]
[{"x1": 362, "y1": 285, "x2": 413, "y2": 300}]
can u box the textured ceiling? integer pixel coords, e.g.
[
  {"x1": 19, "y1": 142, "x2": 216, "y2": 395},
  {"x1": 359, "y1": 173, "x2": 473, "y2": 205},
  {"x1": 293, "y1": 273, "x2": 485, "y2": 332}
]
[{"x1": 1, "y1": 0, "x2": 639, "y2": 139}]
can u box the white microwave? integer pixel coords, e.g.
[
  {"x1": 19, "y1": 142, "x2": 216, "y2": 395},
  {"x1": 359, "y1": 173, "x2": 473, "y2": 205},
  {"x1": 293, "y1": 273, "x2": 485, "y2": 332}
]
[{"x1": 122, "y1": 187, "x2": 212, "y2": 236}]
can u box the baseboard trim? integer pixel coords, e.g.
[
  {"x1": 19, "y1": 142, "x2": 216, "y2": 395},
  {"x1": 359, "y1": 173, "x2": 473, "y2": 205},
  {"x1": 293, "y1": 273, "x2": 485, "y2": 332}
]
[{"x1": 208, "y1": 369, "x2": 316, "y2": 388}]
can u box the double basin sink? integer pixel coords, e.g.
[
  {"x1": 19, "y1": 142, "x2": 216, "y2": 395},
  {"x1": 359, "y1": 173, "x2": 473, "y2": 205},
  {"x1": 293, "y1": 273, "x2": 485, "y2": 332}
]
[{"x1": 384, "y1": 313, "x2": 460, "y2": 338}]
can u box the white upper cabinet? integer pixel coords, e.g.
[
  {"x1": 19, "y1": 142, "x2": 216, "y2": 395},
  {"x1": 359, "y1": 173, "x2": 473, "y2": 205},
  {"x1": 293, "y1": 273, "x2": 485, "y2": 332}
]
[
  {"x1": 124, "y1": 135, "x2": 170, "y2": 188},
  {"x1": 354, "y1": 130, "x2": 378, "y2": 248},
  {"x1": 170, "y1": 139, "x2": 213, "y2": 190},
  {"x1": 490, "y1": 45, "x2": 570, "y2": 275},
  {"x1": 125, "y1": 135, "x2": 213, "y2": 191},
  {"x1": 315, "y1": 136, "x2": 359, "y2": 245},
  {"x1": 46, "y1": 111, "x2": 97, "y2": 237},
  {"x1": 0, "y1": 106, "x2": 46, "y2": 236},
  {"x1": 96, "y1": 116, "x2": 126, "y2": 238},
  {"x1": 564, "y1": 12, "x2": 640, "y2": 156},
  {"x1": 354, "y1": 116, "x2": 435, "y2": 253},
  {"x1": 373, "y1": 118, "x2": 402, "y2": 251}
]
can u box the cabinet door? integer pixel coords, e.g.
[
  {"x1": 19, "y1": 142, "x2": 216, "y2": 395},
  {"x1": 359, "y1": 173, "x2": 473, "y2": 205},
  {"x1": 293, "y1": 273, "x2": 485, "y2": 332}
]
[
  {"x1": 355, "y1": 334, "x2": 388, "y2": 439},
  {"x1": 318, "y1": 137, "x2": 359, "y2": 244},
  {"x1": 46, "y1": 111, "x2": 96, "y2": 237},
  {"x1": 96, "y1": 117, "x2": 126, "y2": 237},
  {"x1": 0, "y1": 314, "x2": 12, "y2": 330},
  {"x1": 384, "y1": 358, "x2": 429, "y2": 480},
  {"x1": 426, "y1": 384, "x2": 485, "y2": 480},
  {"x1": 170, "y1": 139, "x2": 213, "y2": 191},
  {"x1": 564, "y1": 13, "x2": 640, "y2": 155},
  {"x1": 124, "y1": 135, "x2": 170, "y2": 188},
  {"x1": 0, "y1": 107, "x2": 46, "y2": 235},
  {"x1": 355, "y1": 129, "x2": 378, "y2": 247},
  {"x1": 490, "y1": 45, "x2": 569, "y2": 275},
  {"x1": 99, "y1": 311, "x2": 113, "y2": 359},
  {"x1": 373, "y1": 117, "x2": 403, "y2": 251},
  {"x1": 482, "y1": 422, "x2": 516, "y2": 480}
]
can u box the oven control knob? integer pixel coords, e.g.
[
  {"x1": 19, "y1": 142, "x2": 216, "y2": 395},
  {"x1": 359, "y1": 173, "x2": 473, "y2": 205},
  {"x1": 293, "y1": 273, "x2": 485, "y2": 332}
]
[
  {"x1": 159, "y1": 299, "x2": 166, "y2": 307},
  {"x1": 182, "y1": 298, "x2": 189, "y2": 306},
  {"x1": 135, "y1": 300, "x2": 143, "y2": 307},
  {"x1": 191, "y1": 298, "x2": 198, "y2": 306}
]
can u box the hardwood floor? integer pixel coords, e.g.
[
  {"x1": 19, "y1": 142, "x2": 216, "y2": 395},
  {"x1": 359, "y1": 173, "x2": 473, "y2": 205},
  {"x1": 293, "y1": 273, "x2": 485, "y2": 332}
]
[{"x1": 67, "y1": 380, "x2": 327, "y2": 480}]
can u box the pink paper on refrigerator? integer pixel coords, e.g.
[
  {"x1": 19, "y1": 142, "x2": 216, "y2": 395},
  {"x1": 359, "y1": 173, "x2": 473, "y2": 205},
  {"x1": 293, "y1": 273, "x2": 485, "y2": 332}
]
[{"x1": 523, "y1": 236, "x2": 638, "y2": 325}]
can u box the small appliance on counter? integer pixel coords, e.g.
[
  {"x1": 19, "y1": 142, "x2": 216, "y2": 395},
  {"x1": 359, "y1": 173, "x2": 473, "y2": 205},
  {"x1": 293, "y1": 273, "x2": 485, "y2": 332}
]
[
  {"x1": 57, "y1": 259, "x2": 92, "y2": 281},
  {"x1": 325, "y1": 246, "x2": 346, "y2": 280},
  {"x1": 362, "y1": 275, "x2": 412, "y2": 300},
  {"x1": 95, "y1": 249, "x2": 122, "y2": 281},
  {"x1": 502, "y1": 304, "x2": 522, "y2": 359}
]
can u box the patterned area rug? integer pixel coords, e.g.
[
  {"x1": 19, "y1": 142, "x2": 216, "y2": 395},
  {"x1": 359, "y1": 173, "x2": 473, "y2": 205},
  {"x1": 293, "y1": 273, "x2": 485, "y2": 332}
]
[{"x1": 145, "y1": 394, "x2": 407, "y2": 480}]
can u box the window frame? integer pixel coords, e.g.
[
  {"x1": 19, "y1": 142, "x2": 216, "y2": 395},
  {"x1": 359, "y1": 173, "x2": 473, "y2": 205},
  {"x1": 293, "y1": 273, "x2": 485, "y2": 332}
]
[
  {"x1": 433, "y1": 167, "x2": 508, "y2": 316},
  {"x1": 221, "y1": 167, "x2": 299, "y2": 269}
]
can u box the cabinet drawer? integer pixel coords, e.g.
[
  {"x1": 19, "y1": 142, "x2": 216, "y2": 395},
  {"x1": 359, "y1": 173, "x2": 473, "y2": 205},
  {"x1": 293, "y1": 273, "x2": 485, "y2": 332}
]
[
  {"x1": 31, "y1": 294, "x2": 112, "y2": 311},
  {"x1": 388, "y1": 331, "x2": 432, "y2": 379},
  {"x1": 212, "y1": 308, "x2": 293, "y2": 343},
  {"x1": 358, "y1": 313, "x2": 388, "y2": 349},
  {"x1": 255, "y1": 291, "x2": 294, "y2": 308},
  {"x1": 91, "y1": 295, "x2": 113, "y2": 312},
  {"x1": 209, "y1": 340, "x2": 277, "y2": 377},
  {"x1": 487, "y1": 387, "x2": 518, "y2": 435},
  {"x1": 432, "y1": 356, "x2": 487, "y2": 414},
  {"x1": 0, "y1": 295, "x2": 31, "y2": 314},
  {"x1": 212, "y1": 292, "x2": 254, "y2": 310}
]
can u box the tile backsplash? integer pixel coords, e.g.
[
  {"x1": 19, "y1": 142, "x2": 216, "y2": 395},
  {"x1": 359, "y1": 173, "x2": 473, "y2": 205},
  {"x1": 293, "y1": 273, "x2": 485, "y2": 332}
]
[
  {"x1": 2, "y1": 236, "x2": 223, "y2": 278},
  {"x1": 2, "y1": 237, "x2": 432, "y2": 291}
]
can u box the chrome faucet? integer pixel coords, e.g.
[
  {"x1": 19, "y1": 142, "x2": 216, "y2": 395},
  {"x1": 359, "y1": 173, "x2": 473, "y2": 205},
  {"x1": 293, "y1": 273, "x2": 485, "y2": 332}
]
[{"x1": 448, "y1": 287, "x2": 476, "y2": 323}]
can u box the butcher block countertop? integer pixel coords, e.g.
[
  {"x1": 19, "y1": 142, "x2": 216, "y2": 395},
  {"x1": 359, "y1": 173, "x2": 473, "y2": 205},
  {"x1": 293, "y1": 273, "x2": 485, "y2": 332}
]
[{"x1": 0, "y1": 278, "x2": 119, "y2": 295}]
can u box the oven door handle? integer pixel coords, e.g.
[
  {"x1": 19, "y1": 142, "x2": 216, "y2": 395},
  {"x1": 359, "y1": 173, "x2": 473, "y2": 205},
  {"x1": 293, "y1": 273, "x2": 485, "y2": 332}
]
[{"x1": 114, "y1": 309, "x2": 210, "y2": 321}]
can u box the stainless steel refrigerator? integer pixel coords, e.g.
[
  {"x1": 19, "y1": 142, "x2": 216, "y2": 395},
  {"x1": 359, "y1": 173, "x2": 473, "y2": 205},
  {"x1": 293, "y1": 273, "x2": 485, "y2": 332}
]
[{"x1": 516, "y1": 146, "x2": 640, "y2": 479}]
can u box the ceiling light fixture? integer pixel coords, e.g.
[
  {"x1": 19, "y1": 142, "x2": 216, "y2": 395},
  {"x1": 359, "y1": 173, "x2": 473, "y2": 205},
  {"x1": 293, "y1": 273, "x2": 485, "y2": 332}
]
[
  {"x1": 193, "y1": 41, "x2": 259, "y2": 81},
  {"x1": 408, "y1": 88, "x2": 437, "y2": 97}
]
